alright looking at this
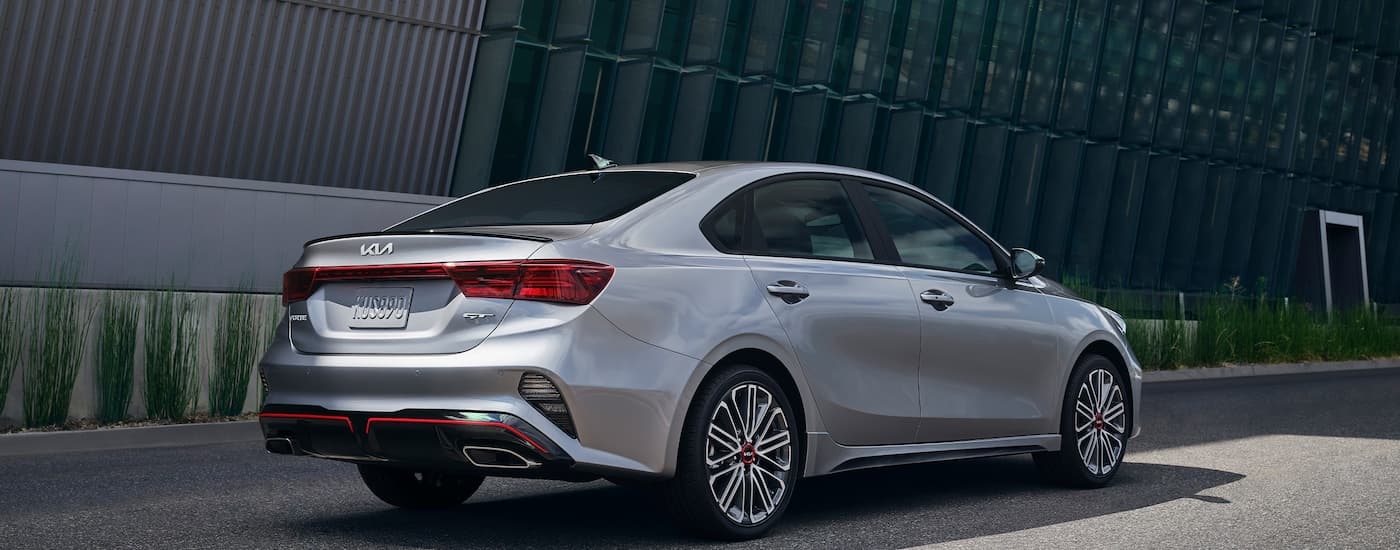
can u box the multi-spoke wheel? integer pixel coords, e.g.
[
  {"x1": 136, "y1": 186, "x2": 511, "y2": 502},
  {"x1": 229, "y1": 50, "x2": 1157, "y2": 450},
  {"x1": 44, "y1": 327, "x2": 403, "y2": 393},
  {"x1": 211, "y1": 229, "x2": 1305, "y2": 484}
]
[
  {"x1": 666, "y1": 365, "x2": 800, "y2": 540},
  {"x1": 1034, "y1": 354, "x2": 1130, "y2": 487}
]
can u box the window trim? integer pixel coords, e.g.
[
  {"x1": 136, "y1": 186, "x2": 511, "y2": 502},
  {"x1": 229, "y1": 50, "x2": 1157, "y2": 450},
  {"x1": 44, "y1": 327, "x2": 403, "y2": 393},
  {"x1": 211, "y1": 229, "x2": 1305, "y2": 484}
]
[
  {"x1": 847, "y1": 178, "x2": 1014, "y2": 278},
  {"x1": 698, "y1": 172, "x2": 896, "y2": 265}
]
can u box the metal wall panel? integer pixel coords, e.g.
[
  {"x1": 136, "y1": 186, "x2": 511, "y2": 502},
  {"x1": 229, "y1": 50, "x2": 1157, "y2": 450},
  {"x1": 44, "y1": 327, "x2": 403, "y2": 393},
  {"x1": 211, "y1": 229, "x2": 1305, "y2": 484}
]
[{"x1": 0, "y1": 0, "x2": 484, "y2": 195}]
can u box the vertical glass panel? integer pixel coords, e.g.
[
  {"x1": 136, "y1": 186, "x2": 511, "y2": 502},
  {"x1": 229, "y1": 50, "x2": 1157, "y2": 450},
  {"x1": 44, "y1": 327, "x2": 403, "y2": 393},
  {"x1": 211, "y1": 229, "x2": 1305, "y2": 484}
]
[
  {"x1": 638, "y1": 68, "x2": 679, "y2": 163},
  {"x1": 601, "y1": 61, "x2": 652, "y2": 163},
  {"x1": 961, "y1": 125, "x2": 1009, "y2": 228},
  {"x1": 1122, "y1": 0, "x2": 1171, "y2": 145},
  {"x1": 1338, "y1": 53, "x2": 1373, "y2": 182},
  {"x1": 554, "y1": 0, "x2": 594, "y2": 41},
  {"x1": 980, "y1": 0, "x2": 1031, "y2": 120},
  {"x1": 518, "y1": 0, "x2": 555, "y2": 43},
  {"x1": 1191, "y1": 166, "x2": 1237, "y2": 289},
  {"x1": 687, "y1": 0, "x2": 727, "y2": 64},
  {"x1": 1240, "y1": 22, "x2": 1281, "y2": 165},
  {"x1": 880, "y1": 110, "x2": 925, "y2": 181},
  {"x1": 922, "y1": 117, "x2": 968, "y2": 202},
  {"x1": 1064, "y1": 143, "x2": 1116, "y2": 279},
  {"x1": 1129, "y1": 155, "x2": 1179, "y2": 288},
  {"x1": 1266, "y1": 30, "x2": 1303, "y2": 170},
  {"x1": 1088, "y1": 0, "x2": 1140, "y2": 139},
  {"x1": 1310, "y1": 45, "x2": 1350, "y2": 177},
  {"x1": 835, "y1": 100, "x2": 878, "y2": 168},
  {"x1": 1154, "y1": 0, "x2": 1201, "y2": 149},
  {"x1": 727, "y1": 81, "x2": 773, "y2": 160},
  {"x1": 1184, "y1": 4, "x2": 1228, "y2": 155},
  {"x1": 1161, "y1": 159, "x2": 1208, "y2": 289},
  {"x1": 1246, "y1": 172, "x2": 1289, "y2": 290},
  {"x1": 896, "y1": 0, "x2": 947, "y2": 101},
  {"x1": 1335, "y1": 0, "x2": 1362, "y2": 41},
  {"x1": 622, "y1": 0, "x2": 664, "y2": 53},
  {"x1": 589, "y1": 0, "x2": 627, "y2": 53},
  {"x1": 1291, "y1": 38, "x2": 1330, "y2": 173},
  {"x1": 527, "y1": 48, "x2": 586, "y2": 177},
  {"x1": 781, "y1": 91, "x2": 825, "y2": 161},
  {"x1": 1020, "y1": 0, "x2": 1068, "y2": 127},
  {"x1": 797, "y1": 0, "x2": 844, "y2": 84},
  {"x1": 484, "y1": 0, "x2": 525, "y2": 30},
  {"x1": 1212, "y1": 14, "x2": 1257, "y2": 159},
  {"x1": 1362, "y1": 60, "x2": 1396, "y2": 186},
  {"x1": 1288, "y1": 0, "x2": 1318, "y2": 27},
  {"x1": 1220, "y1": 171, "x2": 1263, "y2": 285},
  {"x1": 657, "y1": 0, "x2": 693, "y2": 62},
  {"x1": 718, "y1": 0, "x2": 753, "y2": 72},
  {"x1": 940, "y1": 0, "x2": 990, "y2": 111},
  {"x1": 489, "y1": 45, "x2": 547, "y2": 186},
  {"x1": 669, "y1": 71, "x2": 718, "y2": 160},
  {"x1": 816, "y1": 97, "x2": 845, "y2": 163},
  {"x1": 848, "y1": 0, "x2": 894, "y2": 93},
  {"x1": 452, "y1": 33, "x2": 518, "y2": 195},
  {"x1": 1031, "y1": 137, "x2": 1085, "y2": 278},
  {"x1": 566, "y1": 57, "x2": 614, "y2": 170},
  {"x1": 829, "y1": 1, "x2": 864, "y2": 93},
  {"x1": 702, "y1": 78, "x2": 738, "y2": 159},
  {"x1": 1057, "y1": 0, "x2": 1106, "y2": 132},
  {"x1": 1098, "y1": 149, "x2": 1148, "y2": 287},
  {"x1": 995, "y1": 132, "x2": 1047, "y2": 248},
  {"x1": 745, "y1": 0, "x2": 790, "y2": 75}
]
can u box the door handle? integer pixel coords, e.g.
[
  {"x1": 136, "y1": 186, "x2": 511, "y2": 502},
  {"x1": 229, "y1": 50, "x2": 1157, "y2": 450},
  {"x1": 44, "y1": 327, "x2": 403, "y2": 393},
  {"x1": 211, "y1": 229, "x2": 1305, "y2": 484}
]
[
  {"x1": 766, "y1": 281, "x2": 809, "y2": 303},
  {"x1": 920, "y1": 290, "x2": 955, "y2": 310}
]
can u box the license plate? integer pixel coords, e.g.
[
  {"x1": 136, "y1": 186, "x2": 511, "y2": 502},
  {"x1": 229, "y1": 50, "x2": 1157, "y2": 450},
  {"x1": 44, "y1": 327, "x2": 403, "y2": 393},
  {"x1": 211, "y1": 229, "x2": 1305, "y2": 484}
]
[{"x1": 348, "y1": 287, "x2": 413, "y2": 329}]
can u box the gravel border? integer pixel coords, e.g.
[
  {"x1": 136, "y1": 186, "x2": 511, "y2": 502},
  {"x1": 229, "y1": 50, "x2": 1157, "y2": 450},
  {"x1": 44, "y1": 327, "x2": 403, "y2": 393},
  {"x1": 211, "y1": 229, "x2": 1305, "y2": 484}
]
[{"x1": 2, "y1": 358, "x2": 1397, "y2": 457}]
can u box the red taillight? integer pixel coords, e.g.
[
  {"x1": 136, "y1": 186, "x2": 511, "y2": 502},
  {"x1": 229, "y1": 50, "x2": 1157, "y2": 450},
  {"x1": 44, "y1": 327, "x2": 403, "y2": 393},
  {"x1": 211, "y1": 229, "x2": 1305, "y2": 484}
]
[{"x1": 281, "y1": 260, "x2": 613, "y2": 306}]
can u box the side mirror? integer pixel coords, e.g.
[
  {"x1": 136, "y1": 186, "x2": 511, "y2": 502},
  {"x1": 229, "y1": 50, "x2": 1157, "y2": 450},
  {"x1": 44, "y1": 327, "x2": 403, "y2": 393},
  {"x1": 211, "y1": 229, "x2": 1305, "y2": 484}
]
[{"x1": 1010, "y1": 248, "x2": 1045, "y2": 280}]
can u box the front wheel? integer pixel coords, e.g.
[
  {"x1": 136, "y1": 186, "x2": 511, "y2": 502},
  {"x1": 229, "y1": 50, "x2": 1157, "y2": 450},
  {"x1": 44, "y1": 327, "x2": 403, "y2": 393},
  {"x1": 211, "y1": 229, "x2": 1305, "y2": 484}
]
[
  {"x1": 665, "y1": 365, "x2": 800, "y2": 540},
  {"x1": 1034, "y1": 354, "x2": 1129, "y2": 487},
  {"x1": 357, "y1": 464, "x2": 484, "y2": 509}
]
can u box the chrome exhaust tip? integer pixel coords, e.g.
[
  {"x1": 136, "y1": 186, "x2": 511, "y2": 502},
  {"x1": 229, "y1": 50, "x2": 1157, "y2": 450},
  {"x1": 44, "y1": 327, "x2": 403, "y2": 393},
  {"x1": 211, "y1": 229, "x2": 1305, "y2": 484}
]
[
  {"x1": 462, "y1": 445, "x2": 541, "y2": 469},
  {"x1": 265, "y1": 437, "x2": 301, "y2": 455}
]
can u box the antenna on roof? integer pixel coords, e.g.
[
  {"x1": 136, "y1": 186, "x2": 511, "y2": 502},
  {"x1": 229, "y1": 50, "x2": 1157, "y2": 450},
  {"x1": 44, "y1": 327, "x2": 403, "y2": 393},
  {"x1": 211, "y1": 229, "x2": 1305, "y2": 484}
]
[{"x1": 587, "y1": 153, "x2": 618, "y2": 170}]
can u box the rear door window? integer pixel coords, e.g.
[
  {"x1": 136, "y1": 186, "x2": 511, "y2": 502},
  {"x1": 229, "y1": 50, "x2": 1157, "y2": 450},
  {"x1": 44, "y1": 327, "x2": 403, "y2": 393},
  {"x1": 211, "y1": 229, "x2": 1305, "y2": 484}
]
[
  {"x1": 392, "y1": 171, "x2": 694, "y2": 230},
  {"x1": 717, "y1": 179, "x2": 874, "y2": 260}
]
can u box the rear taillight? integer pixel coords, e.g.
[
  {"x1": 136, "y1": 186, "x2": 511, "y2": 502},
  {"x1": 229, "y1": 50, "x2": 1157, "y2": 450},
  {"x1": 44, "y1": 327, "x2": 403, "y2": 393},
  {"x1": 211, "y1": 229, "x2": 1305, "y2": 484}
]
[{"x1": 281, "y1": 260, "x2": 613, "y2": 306}]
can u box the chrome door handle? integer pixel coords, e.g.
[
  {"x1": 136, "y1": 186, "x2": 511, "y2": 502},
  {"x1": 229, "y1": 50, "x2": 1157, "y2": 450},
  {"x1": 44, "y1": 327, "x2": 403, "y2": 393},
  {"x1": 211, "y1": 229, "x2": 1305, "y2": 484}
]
[
  {"x1": 766, "y1": 281, "x2": 809, "y2": 303},
  {"x1": 920, "y1": 290, "x2": 955, "y2": 309}
]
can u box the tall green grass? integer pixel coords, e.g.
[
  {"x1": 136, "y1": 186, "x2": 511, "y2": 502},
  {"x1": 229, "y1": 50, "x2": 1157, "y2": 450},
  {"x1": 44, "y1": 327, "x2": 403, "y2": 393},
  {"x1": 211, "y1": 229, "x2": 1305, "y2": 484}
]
[
  {"x1": 209, "y1": 292, "x2": 272, "y2": 417},
  {"x1": 95, "y1": 292, "x2": 140, "y2": 423},
  {"x1": 143, "y1": 289, "x2": 199, "y2": 420},
  {"x1": 0, "y1": 287, "x2": 21, "y2": 417},
  {"x1": 22, "y1": 261, "x2": 95, "y2": 427}
]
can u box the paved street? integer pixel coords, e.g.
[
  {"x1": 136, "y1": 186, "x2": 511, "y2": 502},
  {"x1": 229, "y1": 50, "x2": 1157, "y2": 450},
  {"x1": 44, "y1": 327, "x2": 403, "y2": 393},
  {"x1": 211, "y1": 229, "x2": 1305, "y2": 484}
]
[{"x1": 2, "y1": 369, "x2": 1399, "y2": 549}]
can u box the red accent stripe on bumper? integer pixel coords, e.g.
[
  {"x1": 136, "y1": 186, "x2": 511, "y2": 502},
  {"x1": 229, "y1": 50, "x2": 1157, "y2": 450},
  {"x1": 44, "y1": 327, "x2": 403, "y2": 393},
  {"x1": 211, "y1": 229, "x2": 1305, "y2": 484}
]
[{"x1": 259, "y1": 412, "x2": 354, "y2": 432}]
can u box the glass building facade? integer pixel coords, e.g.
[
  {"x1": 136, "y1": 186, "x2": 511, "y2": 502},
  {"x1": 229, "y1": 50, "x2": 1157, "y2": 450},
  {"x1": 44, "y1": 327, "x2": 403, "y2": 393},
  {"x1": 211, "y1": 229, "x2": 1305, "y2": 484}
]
[{"x1": 455, "y1": 0, "x2": 1400, "y2": 302}]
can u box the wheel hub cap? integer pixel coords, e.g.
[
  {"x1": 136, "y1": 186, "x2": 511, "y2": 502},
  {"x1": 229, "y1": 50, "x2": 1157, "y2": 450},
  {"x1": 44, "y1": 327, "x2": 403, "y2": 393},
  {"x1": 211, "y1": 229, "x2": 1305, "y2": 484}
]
[{"x1": 740, "y1": 442, "x2": 757, "y2": 465}]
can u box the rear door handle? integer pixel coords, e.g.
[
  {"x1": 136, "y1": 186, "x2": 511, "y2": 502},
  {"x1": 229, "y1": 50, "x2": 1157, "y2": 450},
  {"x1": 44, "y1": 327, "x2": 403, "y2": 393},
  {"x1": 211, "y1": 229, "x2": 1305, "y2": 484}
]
[
  {"x1": 766, "y1": 281, "x2": 809, "y2": 303},
  {"x1": 920, "y1": 290, "x2": 955, "y2": 310}
]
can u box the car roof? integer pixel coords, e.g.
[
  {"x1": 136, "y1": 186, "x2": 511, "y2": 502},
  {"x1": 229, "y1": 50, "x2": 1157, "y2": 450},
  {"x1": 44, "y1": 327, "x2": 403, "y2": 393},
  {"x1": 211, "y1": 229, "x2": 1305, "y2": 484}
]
[{"x1": 572, "y1": 161, "x2": 914, "y2": 188}]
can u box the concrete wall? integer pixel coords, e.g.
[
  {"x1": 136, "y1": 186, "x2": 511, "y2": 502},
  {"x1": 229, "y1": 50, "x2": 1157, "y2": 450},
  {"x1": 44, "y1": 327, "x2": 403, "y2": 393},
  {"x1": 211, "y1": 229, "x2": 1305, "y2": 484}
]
[
  {"x1": 0, "y1": 160, "x2": 448, "y2": 293},
  {"x1": 0, "y1": 287, "x2": 280, "y2": 427}
]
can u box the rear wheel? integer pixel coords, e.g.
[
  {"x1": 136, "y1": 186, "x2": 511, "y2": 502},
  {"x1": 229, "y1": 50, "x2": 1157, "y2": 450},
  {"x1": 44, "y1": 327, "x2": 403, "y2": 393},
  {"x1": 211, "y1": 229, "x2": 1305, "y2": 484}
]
[
  {"x1": 357, "y1": 464, "x2": 484, "y2": 509},
  {"x1": 665, "y1": 365, "x2": 800, "y2": 540},
  {"x1": 1034, "y1": 354, "x2": 1129, "y2": 487}
]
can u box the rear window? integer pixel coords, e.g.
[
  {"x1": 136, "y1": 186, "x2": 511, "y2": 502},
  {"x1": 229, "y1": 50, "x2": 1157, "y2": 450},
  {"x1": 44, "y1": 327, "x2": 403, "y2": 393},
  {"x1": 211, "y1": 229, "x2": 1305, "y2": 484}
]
[{"x1": 392, "y1": 171, "x2": 695, "y2": 229}]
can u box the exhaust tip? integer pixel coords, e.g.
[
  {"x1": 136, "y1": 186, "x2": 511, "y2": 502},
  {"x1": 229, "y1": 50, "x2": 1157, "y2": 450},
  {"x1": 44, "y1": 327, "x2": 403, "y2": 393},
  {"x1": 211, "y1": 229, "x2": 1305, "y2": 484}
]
[
  {"x1": 265, "y1": 437, "x2": 301, "y2": 455},
  {"x1": 462, "y1": 445, "x2": 540, "y2": 469}
]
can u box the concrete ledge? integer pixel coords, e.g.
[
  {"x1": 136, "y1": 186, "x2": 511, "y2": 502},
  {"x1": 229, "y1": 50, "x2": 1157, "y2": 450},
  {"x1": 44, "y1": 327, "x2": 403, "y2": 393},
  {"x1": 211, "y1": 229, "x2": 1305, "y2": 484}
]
[
  {"x1": 1144, "y1": 358, "x2": 1400, "y2": 383},
  {"x1": 0, "y1": 420, "x2": 260, "y2": 457}
]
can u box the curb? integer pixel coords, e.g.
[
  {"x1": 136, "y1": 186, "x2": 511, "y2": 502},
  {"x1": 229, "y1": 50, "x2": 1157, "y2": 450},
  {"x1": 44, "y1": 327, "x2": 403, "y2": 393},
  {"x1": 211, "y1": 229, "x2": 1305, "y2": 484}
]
[
  {"x1": 1143, "y1": 358, "x2": 1400, "y2": 383},
  {"x1": 0, "y1": 420, "x2": 261, "y2": 457}
]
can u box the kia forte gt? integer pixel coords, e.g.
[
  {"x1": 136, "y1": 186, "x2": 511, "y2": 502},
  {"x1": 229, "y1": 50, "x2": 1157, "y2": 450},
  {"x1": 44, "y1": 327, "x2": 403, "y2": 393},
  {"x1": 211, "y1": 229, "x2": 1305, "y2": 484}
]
[{"x1": 258, "y1": 161, "x2": 1141, "y2": 540}]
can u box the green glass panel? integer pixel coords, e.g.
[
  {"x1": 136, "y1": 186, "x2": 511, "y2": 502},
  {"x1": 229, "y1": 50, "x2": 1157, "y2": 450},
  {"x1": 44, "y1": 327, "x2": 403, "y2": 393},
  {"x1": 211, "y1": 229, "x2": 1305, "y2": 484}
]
[
  {"x1": 1240, "y1": 22, "x2": 1281, "y2": 165},
  {"x1": 895, "y1": 0, "x2": 946, "y2": 102},
  {"x1": 835, "y1": 100, "x2": 878, "y2": 168},
  {"x1": 554, "y1": 0, "x2": 594, "y2": 42},
  {"x1": 687, "y1": 0, "x2": 728, "y2": 64},
  {"x1": 1122, "y1": 0, "x2": 1171, "y2": 144},
  {"x1": 1057, "y1": 0, "x2": 1105, "y2": 131},
  {"x1": 940, "y1": 0, "x2": 989, "y2": 111},
  {"x1": 565, "y1": 57, "x2": 614, "y2": 170},
  {"x1": 1098, "y1": 149, "x2": 1148, "y2": 288},
  {"x1": 702, "y1": 78, "x2": 738, "y2": 159},
  {"x1": 589, "y1": 0, "x2": 627, "y2": 53},
  {"x1": 518, "y1": 0, "x2": 555, "y2": 43},
  {"x1": 1129, "y1": 155, "x2": 1179, "y2": 289},
  {"x1": 489, "y1": 45, "x2": 547, "y2": 186},
  {"x1": 668, "y1": 71, "x2": 716, "y2": 160},
  {"x1": 1020, "y1": 0, "x2": 1068, "y2": 126},
  {"x1": 528, "y1": 47, "x2": 586, "y2": 176},
  {"x1": 746, "y1": 0, "x2": 790, "y2": 75},
  {"x1": 1191, "y1": 166, "x2": 1237, "y2": 289},
  {"x1": 995, "y1": 132, "x2": 1047, "y2": 248},
  {"x1": 1183, "y1": 4, "x2": 1228, "y2": 155},
  {"x1": 1088, "y1": 0, "x2": 1139, "y2": 139},
  {"x1": 797, "y1": 0, "x2": 844, "y2": 84},
  {"x1": 1030, "y1": 137, "x2": 1085, "y2": 278},
  {"x1": 1153, "y1": 0, "x2": 1201, "y2": 149},
  {"x1": 718, "y1": 0, "x2": 752, "y2": 72},
  {"x1": 657, "y1": 0, "x2": 693, "y2": 62},
  {"x1": 1266, "y1": 30, "x2": 1303, "y2": 170},
  {"x1": 637, "y1": 68, "x2": 679, "y2": 163},
  {"x1": 1212, "y1": 14, "x2": 1257, "y2": 159},
  {"x1": 847, "y1": 0, "x2": 894, "y2": 93},
  {"x1": 961, "y1": 125, "x2": 1009, "y2": 229},
  {"x1": 1065, "y1": 143, "x2": 1116, "y2": 280},
  {"x1": 622, "y1": 0, "x2": 664, "y2": 53},
  {"x1": 980, "y1": 0, "x2": 1030, "y2": 120}
]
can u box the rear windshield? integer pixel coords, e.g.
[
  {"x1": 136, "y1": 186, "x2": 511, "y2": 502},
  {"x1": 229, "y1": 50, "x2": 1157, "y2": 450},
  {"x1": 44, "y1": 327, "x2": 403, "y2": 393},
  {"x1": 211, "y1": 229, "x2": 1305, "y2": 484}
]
[{"x1": 392, "y1": 171, "x2": 695, "y2": 230}]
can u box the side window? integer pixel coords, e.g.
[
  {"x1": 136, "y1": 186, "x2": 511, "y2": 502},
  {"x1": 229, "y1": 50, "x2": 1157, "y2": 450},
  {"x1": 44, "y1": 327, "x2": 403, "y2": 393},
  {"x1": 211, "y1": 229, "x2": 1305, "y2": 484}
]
[
  {"x1": 863, "y1": 185, "x2": 999, "y2": 274},
  {"x1": 748, "y1": 179, "x2": 873, "y2": 260},
  {"x1": 706, "y1": 196, "x2": 743, "y2": 250}
]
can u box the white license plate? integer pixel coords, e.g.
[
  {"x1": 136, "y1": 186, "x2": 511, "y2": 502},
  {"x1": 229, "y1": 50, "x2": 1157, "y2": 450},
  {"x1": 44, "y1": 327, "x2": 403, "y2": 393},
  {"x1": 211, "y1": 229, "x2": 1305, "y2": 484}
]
[{"x1": 348, "y1": 287, "x2": 413, "y2": 329}]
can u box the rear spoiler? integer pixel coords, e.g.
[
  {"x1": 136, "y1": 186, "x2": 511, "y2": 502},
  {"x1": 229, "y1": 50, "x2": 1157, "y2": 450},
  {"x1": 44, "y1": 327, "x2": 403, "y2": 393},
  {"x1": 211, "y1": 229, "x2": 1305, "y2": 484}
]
[{"x1": 303, "y1": 229, "x2": 553, "y2": 248}]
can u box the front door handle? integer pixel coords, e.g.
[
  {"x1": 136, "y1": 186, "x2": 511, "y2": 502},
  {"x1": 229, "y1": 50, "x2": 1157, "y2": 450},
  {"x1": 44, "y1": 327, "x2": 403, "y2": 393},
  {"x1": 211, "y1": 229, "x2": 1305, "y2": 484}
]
[
  {"x1": 920, "y1": 289, "x2": 955, "y2": 310},
  {"x1": 766, "y1": 281, "x2": 809, "y2": 303}
]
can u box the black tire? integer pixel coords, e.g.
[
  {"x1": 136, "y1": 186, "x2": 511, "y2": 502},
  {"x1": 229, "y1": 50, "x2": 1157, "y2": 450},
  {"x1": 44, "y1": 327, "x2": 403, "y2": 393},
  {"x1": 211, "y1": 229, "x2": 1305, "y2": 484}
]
[
  {"x1": 664, "y1": 364, "x2": 801, "y2": 540},
  {"x1": 1034, "y1": 354, "x2": 1130, "y2": 488},
  {"x1": 357, "y1": 464, "x2": 484, "y2": 509}
]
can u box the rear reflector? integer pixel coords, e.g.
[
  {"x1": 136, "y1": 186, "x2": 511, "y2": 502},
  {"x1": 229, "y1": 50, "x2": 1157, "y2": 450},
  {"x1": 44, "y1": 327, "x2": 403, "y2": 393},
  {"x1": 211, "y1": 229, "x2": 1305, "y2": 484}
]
[{"x1": 282, "y1": 260, "x2": 613, "y2": 306}]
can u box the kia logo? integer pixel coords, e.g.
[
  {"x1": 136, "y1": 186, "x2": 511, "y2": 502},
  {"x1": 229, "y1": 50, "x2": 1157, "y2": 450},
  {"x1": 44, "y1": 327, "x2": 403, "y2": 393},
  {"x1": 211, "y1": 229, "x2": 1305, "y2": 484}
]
[{"x1": 360, "y1": 242, "x2": 394, "y2": 256}]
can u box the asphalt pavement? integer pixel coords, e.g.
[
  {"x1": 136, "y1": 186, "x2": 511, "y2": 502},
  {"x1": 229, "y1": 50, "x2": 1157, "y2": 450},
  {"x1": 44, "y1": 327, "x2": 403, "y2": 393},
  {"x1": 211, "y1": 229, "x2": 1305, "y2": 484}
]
[{"x1": 2, "y1": 369, "x2": 1399, "y2": 549}]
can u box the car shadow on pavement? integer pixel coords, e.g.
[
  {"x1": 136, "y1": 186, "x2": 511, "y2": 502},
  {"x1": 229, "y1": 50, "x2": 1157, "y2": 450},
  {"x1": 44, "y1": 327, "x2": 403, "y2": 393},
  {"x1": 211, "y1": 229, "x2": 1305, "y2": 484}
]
[{"x1": 283, "y1": 456, "x2": 1242, "y2": 549}]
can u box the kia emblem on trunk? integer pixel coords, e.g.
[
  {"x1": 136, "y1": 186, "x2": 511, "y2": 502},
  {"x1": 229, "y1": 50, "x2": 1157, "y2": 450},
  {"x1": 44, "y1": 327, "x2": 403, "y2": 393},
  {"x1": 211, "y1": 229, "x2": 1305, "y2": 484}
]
[{"x1": 360, "y1": 243, "x2": 394, "y2": 256}]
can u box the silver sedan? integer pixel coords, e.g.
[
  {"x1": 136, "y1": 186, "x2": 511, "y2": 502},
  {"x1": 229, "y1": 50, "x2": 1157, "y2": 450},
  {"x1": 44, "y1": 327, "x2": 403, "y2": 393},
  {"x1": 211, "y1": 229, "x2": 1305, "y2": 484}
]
[{"x1": 258, "y1": 161, "x2": 1142, "y2": 540}]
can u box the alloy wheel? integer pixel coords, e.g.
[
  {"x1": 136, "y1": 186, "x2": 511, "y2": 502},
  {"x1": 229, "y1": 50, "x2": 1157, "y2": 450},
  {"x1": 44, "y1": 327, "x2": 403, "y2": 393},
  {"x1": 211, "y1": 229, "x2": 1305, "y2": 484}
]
[
  {"x1": 705, "y1": 382, "x2": 792, "y2": 526},
  {"x1": 1074, "y1": 368, "x2": 1127, "y2": 475}
]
